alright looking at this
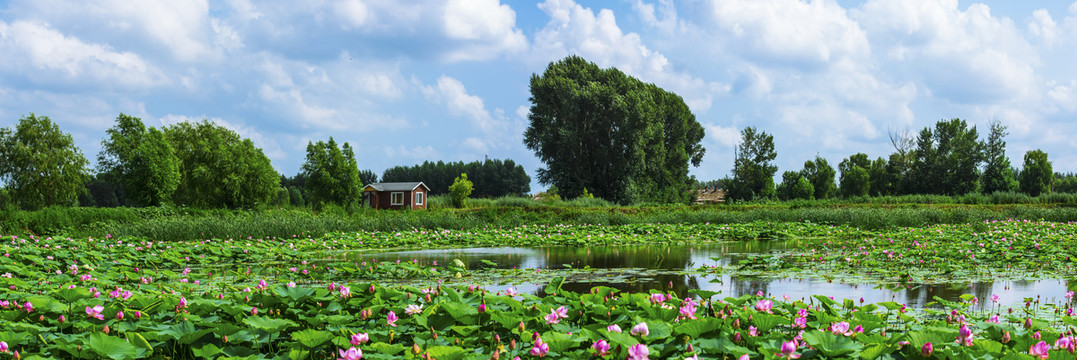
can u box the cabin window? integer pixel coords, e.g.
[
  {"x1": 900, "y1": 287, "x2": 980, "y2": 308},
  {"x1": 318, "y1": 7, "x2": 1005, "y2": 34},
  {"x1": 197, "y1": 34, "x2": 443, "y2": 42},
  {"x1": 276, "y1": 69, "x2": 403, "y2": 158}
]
[
  {"x1": 415, "y1": 192, "x2": 424, "y2": 206},
  {"x1": 391, "y1": 192, "x2": 404, "y2": 205}
]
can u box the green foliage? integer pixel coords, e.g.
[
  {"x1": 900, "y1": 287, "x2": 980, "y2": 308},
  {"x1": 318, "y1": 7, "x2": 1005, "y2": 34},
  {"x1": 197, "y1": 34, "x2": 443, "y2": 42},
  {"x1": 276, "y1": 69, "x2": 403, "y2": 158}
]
[
  {"x1": 839, "y1": 153, "x2": 871, "y2": 198},
  {"x1": 0, "y1": 113, "x2": 90, "y2": 209},
  {"x1": 164, "y1": 120, "x2": 280, "y2": 209},
  {"x1": 97, "y1": 114, "x2": 181, "y2": 207},
  {"x1": 1020, "y1": 149, "x2": 1052, "y2": 196},
  {"x1": 524, "y1": 55, "x2": 705, "y2": 204},
  {"x1": 1055, "y1": 173, "x2": 1077, "y2": 193},
  {"x1": 579, "y1": 188, "x2": 594, "y2": 199},
  {"x1": 448, "y1": 173, "x2": 474, "y2": 208},
  {"x1": 382, "y1": 158, "x2": 530, "y2": 197},
  {"x1": 867, "y1": 157, "x2": 889, "y2": 196},
  {"x1": 801, "y1": 156, "x2": 836, "y2": 199},
  {"x1": 729, "y1": 127, "x2": 777, "y2": 202},
  {"x1": 981, "y1": 120, "x2": 1017, "y2": 193},
  {"x1": 301, "y1": 137, "x2": 362, "y2": 209},
  {"x1": 776, "y1": 171, "x2": 813, "y2": 201},
  {"x1": 910, "y1": 119, "x2": 983, "y2": 195}
]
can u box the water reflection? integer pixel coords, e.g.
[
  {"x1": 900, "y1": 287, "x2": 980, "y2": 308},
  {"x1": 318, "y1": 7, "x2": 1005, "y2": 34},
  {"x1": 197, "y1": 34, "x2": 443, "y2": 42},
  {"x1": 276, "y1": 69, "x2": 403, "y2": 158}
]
[{"x1": 348, "y1": 243, "x2": 1072, "y2": 308}]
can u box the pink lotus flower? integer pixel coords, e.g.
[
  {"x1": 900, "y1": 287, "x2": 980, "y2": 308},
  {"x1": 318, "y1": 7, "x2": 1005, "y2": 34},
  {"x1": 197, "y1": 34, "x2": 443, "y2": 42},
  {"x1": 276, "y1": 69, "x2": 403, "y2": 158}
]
[
  {"x1": 793, "y1": 316, "x2": 807, "y2": 328},
  {"x1": 351, "y1": 333, "x2": 369, "y2": 346},
  {"x1": 530, "y1": 334, "x2": 549, "y2": 357},
  {"x1": 338, "y1": 347, "x2": 363, "y2": 360},
  {"x1": 738, "y1": 355, "x2": 749, "y2": 360},
  {"x1": 23, "y1": 302, "x2": 32, "y2": 312},
  {"x1": 1057, "y1": 336, "x2": 1076, "y2": 354},
  {"x1": 921, "y1": 342, "x2": 933, "y2": 357},
  {"x1": 505, "y1": 287, "x2": 518, "y2": 297},
  {"x1": 592, "y1": 340, "x2": 611, "y2": 356},
  {"x1": 988, "y1": 314, "x2": 1000, "y2": 323},
  {"x1": 116, "y1": 311, "x2": 124, "y2": 320},
  {"x1": 831, "y1": 322, "x2": 852, "y2": 336},
  {"x1": 1030, "y1": 341, "x2": 1049, "y2": 359},
  {"x1": 756, "y1": 299, "x2": 773, "y2": 313},
  {"x1": 86, "y1": 305, "x2": 105, "y2": 320},
  {"x1": 649, "y1": 293, "x2": 667, "y2": 304},
  {"x1": 607, "y1": 324, "x2": 622, "y2": 333},
  {"x1": 0, "y1": 341, "x2": 7, "y2": 353},
  {"x1": 991, "y1": 294, "x2": 1000, "y2": 303},
  {"x1": 251, "y1": 307, "x2": 258, "y2": 316},
  {"x1": 679, "y1": 304, "x2": 697, "y2": 320},
  {"x1": 405, "y1": 304, "x2": 423, "y2": 315},
  {"x1": 631, "y1": 322, "x2": 649, "y2": 337},
  {"x1": 386, "y1": 311, "x2": 398, "y2": 327},
  {"x1": 956, "y1": 325, "x2": 974, "y2": 346},
  {"x1": 627, "y1": 343, "x2": 649, "y2": 360},
  {"x1": 777, "y1": 340, "x2": 800, "y2": 358},
  {"x1": 478, "y1": 303, "x2": 486, "y2": 313}
]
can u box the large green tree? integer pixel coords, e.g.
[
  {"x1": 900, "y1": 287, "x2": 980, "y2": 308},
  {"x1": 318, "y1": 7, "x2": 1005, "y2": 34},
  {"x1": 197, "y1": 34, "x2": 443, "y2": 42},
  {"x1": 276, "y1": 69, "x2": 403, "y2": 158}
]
[
  {"x1": 97, "y1": 114, "x2": 181, "y2": 206},
  {"x1": 0, "y1": 114, "x2": 90, "y2": 209},
  {"x1": 164, "y1": 120, "x2": 280, "y2": 208},
  {"x1": 909, "y1": 119, "x2": 983, "y2": 195},
  {"x1": 776, "y1": 171, "x2": 813, "y2": 201},
  {"x1": 524, "y1": 56, "x2": 705, "y2": 204},
  {"x1": 301, "y1": 137, "x2": 362, "y2": 209},
  {"x1": 1020, "y1": 150, "x2": 1052, "y2": 196},
  {"x1": 839, "y1": 153, "x2": 871, "y2": 198},
  {"x1": 801, "y1": 156, "x2": 836, "y2": 199},
  {"x1": 729, "y1": 127, "x2": 776, "y2": 201},
  {"x1": 981, "y1": 120, "x2": 1018, "y2": 194}
]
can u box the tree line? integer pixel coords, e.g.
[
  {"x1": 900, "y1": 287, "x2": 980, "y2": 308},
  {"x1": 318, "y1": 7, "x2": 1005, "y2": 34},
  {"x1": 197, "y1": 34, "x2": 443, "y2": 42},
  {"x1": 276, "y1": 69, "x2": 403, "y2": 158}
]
[
  {"x1": 724, "y1": 119, "x2": 1060, "y2": 202},
  {"x1": 0, "y1": 114, "x2": 530, "y2": 211}
]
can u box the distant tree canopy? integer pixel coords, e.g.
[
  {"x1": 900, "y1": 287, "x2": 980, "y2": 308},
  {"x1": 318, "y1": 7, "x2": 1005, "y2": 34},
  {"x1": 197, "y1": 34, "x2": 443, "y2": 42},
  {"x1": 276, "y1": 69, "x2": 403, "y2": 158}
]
[
  {"x1": 728, "y1": 127, "x2": 776, "y2": 202},
  {"x1": 97, "y1": 114, "x2": 180, "y2": 207},
  {"x1": 381, "y1": 159, "x2": 530, "y2": 197},
  {"x1": 301, "y1": 137, "x2": 362, "y2": 209},
  {"x1": 839, "y1": 153, "x2": 871, "y2": 198},
  {"x1": 1020, "y1": 149, "x2": 1052, "y2": 197},
  {"x1": 909, "y1": 119, "x2": 982, "y2": 195},
  {"x1": 0, "y1": 114, "x2": 90, "y2": 210},
  {"x1": 801, "y1": 156, "x2": 836, "y2": 200},
  {"x1": 164, "y1": 120, "x2": 280, "y2": 208},
  {"x1": 524, "y1": 56, "x2": 705, "y2": 204}
]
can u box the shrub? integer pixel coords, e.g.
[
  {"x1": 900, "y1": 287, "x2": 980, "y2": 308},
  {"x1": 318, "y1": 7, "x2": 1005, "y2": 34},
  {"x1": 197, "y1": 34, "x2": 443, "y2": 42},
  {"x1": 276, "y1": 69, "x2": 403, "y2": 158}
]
[{"x1": 448, "y1": 173, "x2": 474, "y2": 208}]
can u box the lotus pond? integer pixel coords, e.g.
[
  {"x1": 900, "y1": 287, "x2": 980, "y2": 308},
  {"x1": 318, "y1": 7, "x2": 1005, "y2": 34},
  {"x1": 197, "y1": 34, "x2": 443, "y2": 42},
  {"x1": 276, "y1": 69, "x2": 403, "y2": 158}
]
[{"x1": 2, "y1": 220, "x2": 1077, "y2": 359}]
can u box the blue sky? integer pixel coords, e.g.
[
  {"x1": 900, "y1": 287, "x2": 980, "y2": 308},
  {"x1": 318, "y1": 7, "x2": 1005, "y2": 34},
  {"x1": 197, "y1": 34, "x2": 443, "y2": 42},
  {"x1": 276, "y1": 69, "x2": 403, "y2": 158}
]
[{"x1": 2, "y1": 0, "x2": 1076, "y2": 193}]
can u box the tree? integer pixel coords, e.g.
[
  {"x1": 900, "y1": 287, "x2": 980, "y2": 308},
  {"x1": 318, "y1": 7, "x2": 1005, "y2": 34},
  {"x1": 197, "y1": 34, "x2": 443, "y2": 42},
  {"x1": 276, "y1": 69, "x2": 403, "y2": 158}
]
[
  {"x1": 524, "y1": 56, "x2": 705, "y2": 204},
  {"x1": 358, "y1": 169, "x2": 378, "y2": 186},
  {"x1": 301, "y1": 138, "x2": 362, "y2": 209},
  {"x1": 97, "y1": 114, "x2": 181, "y2": 206},
  {"x1": 909, "y1": 119, "x2": 983, "y2": 195},
  {"x1": 164, "y1": 120, "x2": 280, "y2": 208},
  {"x1": 449, "y1": 173, "x2": 474, "y2": 208},
  {"x1": 0, "y1": 114, "x2": 90, "y2": 209},
  {"x1": 868, "y1": 157, "x2": 889, "y2": 196},
  {"x1": 839, "y1": 153, "x2": 871, "y2": 198},
  {"x1": 981, "y1": 120, "x2": 1018, "y2": 194},
  {"x1": 729, "y1": 127, "x2": 777, "y2": 201},
  {"x1": 1020, "y1": 150, "x2": 1052, "y2": 196},
  {"x1": 381, "y1": 159, "x2": 530, "y2": 197},
  {"x1": 801, "y1": 156, "x2": 836, "y2": 199},
  {"x1": 777, "y1": 171, "x2": 813, "y2": 201}
]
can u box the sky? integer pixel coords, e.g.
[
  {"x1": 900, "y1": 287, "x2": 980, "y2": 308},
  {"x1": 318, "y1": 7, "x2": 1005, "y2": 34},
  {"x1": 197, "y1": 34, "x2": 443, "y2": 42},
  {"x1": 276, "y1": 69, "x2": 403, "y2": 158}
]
[{"x1": 2, "y1": 0, "x2": 1076, "y2": 194}]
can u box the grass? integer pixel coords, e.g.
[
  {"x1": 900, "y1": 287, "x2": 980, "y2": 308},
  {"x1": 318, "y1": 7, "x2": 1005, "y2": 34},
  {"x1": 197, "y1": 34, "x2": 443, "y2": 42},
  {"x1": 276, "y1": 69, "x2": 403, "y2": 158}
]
[{"x1": 5, "y1": 202, "x2": 1077, "y2": 241}]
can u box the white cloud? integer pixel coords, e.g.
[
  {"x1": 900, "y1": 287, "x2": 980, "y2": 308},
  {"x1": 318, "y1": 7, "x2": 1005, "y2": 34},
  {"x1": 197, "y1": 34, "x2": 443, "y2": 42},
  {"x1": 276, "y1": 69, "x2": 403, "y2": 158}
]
[
  {"x1": 532, "y1": 0, "x2": 724, "y2": 112},
  {"x1": 1028, "y1": 9, "x2": 1059, "y2": 47},
  {"x1": 442, "y1": 0, "x2": 528, "y2": 61},
  {"x1": 0, "y1": 20, "x2": 165, "y2": 89},
  {"x1": 383, "y1": 145, "x2": 439, "y2": 159},
  {"x1": 703, "y1": 0, "x2": 870, "y2": 67},
  {"x1": 7, "y1": 0, "x2": 215, "y2": 62},
  {"x1": 422, "y1": 76, "x2": 497, "y2": 133},
  {"x1": 703, "y1": 123, "x2": 741, "y2": 148},
  {"x1": 853, "y1": 0, "x2": 1038, "y2": 104}
]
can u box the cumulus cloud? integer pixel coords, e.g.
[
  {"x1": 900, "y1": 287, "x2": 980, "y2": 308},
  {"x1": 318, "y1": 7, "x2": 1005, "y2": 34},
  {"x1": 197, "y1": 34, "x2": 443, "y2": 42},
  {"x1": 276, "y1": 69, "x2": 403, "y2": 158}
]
[
  {"x1": 419, "y1": 75, "x2": 516, "y2": 157},
  {"x1": 0, "y1": 20, "x2": 166, "y2": 89},
  {"x1": 532, "y1": 0, "x2": 725, "y2": 112},
  {"x1": 441, "y1": 0, "x2": 528, "y2": 61},
  {"x1": 702, "y1": 0, "x2": 870, "y2": 68}
]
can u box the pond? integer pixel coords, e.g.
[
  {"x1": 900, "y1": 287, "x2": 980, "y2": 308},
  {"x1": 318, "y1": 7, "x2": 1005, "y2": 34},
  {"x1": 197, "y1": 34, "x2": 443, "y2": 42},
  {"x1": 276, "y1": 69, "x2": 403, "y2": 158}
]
[{"x1": 347, "y1": 242, "x2": 1074, "y2": 309}]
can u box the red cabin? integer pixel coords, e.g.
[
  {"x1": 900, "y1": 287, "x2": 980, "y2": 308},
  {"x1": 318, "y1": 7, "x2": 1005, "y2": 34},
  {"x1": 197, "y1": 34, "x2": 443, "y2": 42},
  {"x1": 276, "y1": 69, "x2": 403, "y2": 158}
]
[{"x1": 362, "y1": 182, "x2": 430, "y2": 210}]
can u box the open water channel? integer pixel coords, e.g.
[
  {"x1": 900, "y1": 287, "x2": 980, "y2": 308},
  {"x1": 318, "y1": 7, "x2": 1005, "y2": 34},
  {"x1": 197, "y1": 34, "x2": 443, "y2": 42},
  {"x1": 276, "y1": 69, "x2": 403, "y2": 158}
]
[{"x1": 347, "y1": 241, "x2": 1073, "y2": 309}]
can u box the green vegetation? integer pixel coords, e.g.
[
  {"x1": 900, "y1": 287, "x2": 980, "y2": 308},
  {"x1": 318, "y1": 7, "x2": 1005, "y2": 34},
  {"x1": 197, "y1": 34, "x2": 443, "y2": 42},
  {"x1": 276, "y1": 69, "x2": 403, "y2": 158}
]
[
  {"x1": 728, "y1": 127, "x2": 777, "y2": 202},
  {"x1": 301, "y1": 137, "x2": 362, "y2": 210},
  {"x1": 448, "y1": 174, "x2": 474, "y2": 209},
  {"x1": 0, "y1": 113, "x2": 91, "y2": 210},
  {"x1": 2, "y1": 221, "x2": 1077, "y2": 359},
  {"x1": 164, "y1": 120, "x2": 280, "y2": 209},
  {"x1": 382, "y1": 159, "x2": 530, "y2": 198},
  {"x1": 1020, "y1": 149, "x2": 1053, "y2": 197},
  {"x1": 525, "y1": 55, "x2": 705, "y2": 204},
  {"x1": 97, "y1": 114, "x2": 181, "y2": 207}
]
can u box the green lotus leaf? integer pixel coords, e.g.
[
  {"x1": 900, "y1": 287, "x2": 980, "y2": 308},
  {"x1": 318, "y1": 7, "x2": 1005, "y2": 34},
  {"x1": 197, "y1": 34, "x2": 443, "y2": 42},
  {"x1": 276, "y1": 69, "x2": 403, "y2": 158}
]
[
  {"x1": 85, "y1": 332, "x2": 144, "y2": 360},
  {"x1": 243, "y1": 316, "x2": 298, "y2": 332},
  {"x1": 291, "y1": 329, "x2": 333, "y2": 348}
]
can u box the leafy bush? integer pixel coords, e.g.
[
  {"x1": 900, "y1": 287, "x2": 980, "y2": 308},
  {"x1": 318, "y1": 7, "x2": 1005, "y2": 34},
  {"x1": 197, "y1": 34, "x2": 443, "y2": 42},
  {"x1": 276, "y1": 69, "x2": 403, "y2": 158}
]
[{"x1": 448, "y1": 173, "x2": 474, "y2": 208}]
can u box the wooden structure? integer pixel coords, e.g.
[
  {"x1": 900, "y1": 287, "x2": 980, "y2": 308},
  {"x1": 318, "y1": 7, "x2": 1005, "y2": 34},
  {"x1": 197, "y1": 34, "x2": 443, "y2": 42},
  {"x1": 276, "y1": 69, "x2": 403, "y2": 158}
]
[
  {"x1": 693, "y1": 187, "x2": 725, "y2": 205},
  {"x1": 362, "y1": 182, "x2": 430, "y2": 210}
]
